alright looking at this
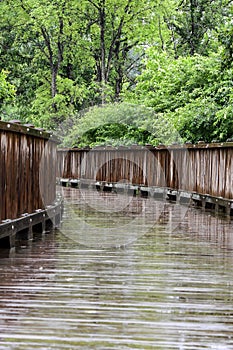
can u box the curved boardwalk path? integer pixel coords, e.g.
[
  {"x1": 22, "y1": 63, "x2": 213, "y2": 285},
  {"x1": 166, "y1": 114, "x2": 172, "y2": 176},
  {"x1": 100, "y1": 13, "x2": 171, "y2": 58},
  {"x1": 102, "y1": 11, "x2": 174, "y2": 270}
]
[{"x1": 0, "y1": 187, "x2": 232, "y2": 349}]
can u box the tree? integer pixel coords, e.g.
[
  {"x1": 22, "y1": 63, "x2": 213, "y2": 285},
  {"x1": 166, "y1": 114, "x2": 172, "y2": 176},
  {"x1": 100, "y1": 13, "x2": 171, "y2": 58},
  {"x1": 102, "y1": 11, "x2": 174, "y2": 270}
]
[
  {"x1": 0, "y1": 0, "x2": 163, "y2": 127},
  {"x1": 84, "y1": 0, "x2": 159, "y2": 102},
  {"x1": 165, "y1": 0, "x2": 227, "y2": 57},
  {"x1": 219, "y1": 5, "x2": 233, "y2": 68},
  {"x1": 1, "y1": 0, "x2": 232, "y2": 144},
  {"x1": 10, "y1": 1, "x2": 80, "y2": 100},
  {"x1": 0, "y1": 0, "x2": 92, "y2": 125},
  {"x1": 125, "y1": 49, "x2": 233, "y2": 142}
]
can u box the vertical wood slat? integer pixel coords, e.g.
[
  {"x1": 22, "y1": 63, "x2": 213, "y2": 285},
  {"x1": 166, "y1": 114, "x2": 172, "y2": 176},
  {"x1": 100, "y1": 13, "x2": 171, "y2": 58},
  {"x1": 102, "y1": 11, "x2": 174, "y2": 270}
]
[
  {"x1": 58, "y1": 143, "x2": 233, "y2": 200},
  {"x1": 0, "y1": 122, "x2": 58, "y2": 222},
  {"x1": 0, "y1": 134, "x2": 6, "y2": 220}
]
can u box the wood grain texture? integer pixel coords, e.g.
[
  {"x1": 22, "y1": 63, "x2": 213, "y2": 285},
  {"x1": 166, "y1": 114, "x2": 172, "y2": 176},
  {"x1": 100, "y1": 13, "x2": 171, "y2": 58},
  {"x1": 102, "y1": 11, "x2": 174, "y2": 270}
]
[
  {"x1": 0, "y1": 121, "x2": 58, "y2": 221},
  {"x1": 58, "y1": 143, "x2": 233, "y2": 200}
]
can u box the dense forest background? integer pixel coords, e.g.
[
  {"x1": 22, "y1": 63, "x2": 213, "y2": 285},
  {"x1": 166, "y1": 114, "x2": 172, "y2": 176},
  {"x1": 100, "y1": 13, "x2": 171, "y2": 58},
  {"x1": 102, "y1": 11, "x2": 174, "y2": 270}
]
[{"x1": 0, "y1": 0, "x2": 232, "y2": 146}]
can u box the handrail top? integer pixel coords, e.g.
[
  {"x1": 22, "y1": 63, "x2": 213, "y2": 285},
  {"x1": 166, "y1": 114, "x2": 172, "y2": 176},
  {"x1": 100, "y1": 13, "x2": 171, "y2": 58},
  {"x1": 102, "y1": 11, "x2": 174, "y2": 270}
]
[
  {"x1": 0, "y1": 120, "x2": 59, "y2": 143},
  {"x1": 58, "y1": 141, "x2": 233, "y2": 152}
]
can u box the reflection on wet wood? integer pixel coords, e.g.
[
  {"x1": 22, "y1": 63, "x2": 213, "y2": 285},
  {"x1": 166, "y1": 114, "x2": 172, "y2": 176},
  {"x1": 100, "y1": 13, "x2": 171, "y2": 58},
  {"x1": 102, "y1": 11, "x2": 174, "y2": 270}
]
[{"x1": 1, "y1": 187, "x2": 233, "y2": 349}]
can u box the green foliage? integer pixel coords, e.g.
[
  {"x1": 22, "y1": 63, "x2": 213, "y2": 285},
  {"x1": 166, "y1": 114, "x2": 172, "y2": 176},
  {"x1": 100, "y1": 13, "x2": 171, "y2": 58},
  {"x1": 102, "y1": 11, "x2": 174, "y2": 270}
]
[
  {"x1": 61, "y1": 102, "x2": 182, "y2": 147},
  {"x1": 0, "y1": 0, "x2": 162, "y2": 127},
  {"x1": 0, "y1": 70, "x2": 16, "y2": 108},
  {"x1": 30, "y1": 75, "x2": 89, "y2": 128},
  {"x1": 165, "y1": 0, "x2": 229, "y2": 56},
  {"x1": 126, "y1": 49, "x2": 233, "y2": 143},
  {"x1": 0, "y1": 0, "x2": 232, "y2": 144},
  {"x1": 75, "y1": 123, "x2": 151, "y2": 147},
  {"x1": 129, "y1": 51, "x2": 219, "y2": 109},
  {"x1": 170, "y1": 100, "x2": 220, "y2": 143},
  {"x1": 219, "y1": 6, "x2": 233, "y2": 68}
]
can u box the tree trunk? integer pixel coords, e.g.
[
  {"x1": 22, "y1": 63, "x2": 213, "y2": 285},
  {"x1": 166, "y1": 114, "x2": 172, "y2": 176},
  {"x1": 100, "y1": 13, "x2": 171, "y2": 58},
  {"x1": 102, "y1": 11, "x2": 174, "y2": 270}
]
[
  {"x1": 99, "y1": 0, "x2": 106, "y2": 104},
  {"x1": 51, "y1": 65, "x2": 58, "y2": 99},
  {"x1": 190, "y1": 0, "x2": 197, "y2": 55}
]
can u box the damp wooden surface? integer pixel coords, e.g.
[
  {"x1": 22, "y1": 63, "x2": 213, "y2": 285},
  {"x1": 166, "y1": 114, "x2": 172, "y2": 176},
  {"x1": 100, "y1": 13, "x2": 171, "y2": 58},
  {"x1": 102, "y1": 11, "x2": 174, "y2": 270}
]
[
  {"x1": 0, "y1": 187, "x2": 233, "y2": 349},
  {"x1": 57, "y1": 143, "x2": 233, "y2": 199},
  {"x1": 0, "y1": 121, "x2": 58, "y2": 222}
]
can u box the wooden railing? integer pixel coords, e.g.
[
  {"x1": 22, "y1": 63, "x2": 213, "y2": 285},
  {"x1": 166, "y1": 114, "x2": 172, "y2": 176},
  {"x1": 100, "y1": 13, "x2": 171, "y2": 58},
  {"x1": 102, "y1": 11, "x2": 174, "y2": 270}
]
[
  {"x1": 0, "y1": 120, "x2": 58, "y2": 222},
  {"x1": 57, "y1": 142, "x2": 233, "y2": 200}
]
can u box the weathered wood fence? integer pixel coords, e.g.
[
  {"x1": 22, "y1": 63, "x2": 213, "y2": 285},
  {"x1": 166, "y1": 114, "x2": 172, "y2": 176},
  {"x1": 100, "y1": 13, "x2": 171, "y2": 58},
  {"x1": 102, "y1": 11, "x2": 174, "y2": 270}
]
[
  {"x1": 57, "y1": 143, "x2": 233, "y2": 212},
  {"x1": 0, "y1": 120, "x2": 61, "y2": 248}
]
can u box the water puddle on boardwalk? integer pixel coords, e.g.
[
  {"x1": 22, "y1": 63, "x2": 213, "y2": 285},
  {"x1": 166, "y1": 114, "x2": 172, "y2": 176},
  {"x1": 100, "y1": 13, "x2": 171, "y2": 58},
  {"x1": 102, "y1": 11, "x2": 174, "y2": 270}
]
[{"x1": 0, "y1": 187, "x2": 233, "y2": 349}]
